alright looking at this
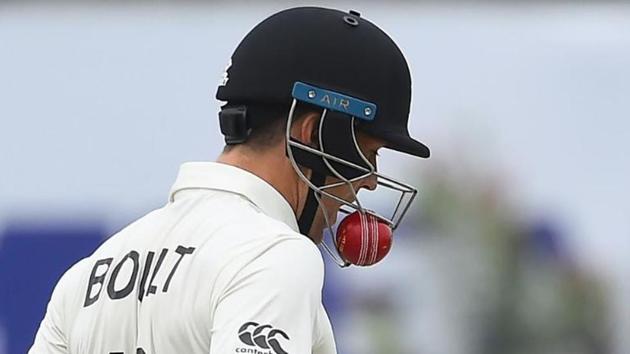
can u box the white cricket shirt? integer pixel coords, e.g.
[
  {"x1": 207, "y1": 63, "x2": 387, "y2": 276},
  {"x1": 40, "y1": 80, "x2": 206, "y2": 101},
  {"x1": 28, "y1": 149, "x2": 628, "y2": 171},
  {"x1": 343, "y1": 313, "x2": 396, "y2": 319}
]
[{"x1": 29, "y1": 162, "x2": 337, "y2": 354}]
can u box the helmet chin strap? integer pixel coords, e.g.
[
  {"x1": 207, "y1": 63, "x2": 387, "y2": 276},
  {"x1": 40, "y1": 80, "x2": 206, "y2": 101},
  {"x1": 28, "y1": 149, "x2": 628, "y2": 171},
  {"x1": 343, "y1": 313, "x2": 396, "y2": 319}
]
[
  {"x1": 297, "y1": 171, "x2": 352, "y2": 267},
  {"x1": 286, "y1": 99, "x2": 397, "y2": 267},
  {"x1": 297, "y1": 172, "x2": 326, "y2": 236}
]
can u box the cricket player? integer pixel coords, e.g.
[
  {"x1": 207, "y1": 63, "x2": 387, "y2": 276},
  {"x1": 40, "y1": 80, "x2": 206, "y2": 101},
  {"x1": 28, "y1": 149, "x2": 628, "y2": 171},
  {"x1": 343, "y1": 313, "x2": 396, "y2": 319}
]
[{"x1": 29, "y1": 6, "x2": 430, "y2": 354}]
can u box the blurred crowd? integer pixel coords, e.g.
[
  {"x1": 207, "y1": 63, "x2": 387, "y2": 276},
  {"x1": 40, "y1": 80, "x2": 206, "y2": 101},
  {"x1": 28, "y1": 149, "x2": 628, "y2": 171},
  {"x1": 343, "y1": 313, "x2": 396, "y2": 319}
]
[{"x1": 325, "y1": 156, "x2": 609, "y2": 354}]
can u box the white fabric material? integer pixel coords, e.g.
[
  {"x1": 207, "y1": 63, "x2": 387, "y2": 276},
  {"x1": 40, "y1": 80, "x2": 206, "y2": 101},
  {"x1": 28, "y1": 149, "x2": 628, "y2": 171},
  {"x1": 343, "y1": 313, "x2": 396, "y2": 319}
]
[{"x1": 29, "y1": 162, "x2": 336, "y2": 354}]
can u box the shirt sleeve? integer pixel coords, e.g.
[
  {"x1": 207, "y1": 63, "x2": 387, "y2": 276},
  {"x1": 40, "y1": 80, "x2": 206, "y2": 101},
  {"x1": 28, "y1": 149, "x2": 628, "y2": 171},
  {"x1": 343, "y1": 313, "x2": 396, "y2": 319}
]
[
  {"x1": 312, "y1": 305, "x2": 337, "y2": 354},
  {"x1": 209, "y1": 238, "x2": 324, "y2": 354},
  {"x1": 28, "y1": 259, "x2": 86, "y2": 354}
]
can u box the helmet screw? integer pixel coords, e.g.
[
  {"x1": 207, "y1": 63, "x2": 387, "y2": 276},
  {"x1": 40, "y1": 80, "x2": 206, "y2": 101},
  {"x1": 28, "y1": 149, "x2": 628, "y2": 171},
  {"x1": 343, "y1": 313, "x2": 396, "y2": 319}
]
[
  {"x1": 308, "y1": 90, "x2": 316, "y2": 99},
  {"x1": 364, "y1": 107, "x2": 372, "y2": 116}
]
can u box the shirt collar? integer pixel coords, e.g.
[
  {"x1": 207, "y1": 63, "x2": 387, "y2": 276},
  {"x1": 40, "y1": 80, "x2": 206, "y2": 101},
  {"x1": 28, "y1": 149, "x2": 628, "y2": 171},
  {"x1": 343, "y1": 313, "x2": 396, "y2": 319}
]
[{"x1": 169, "y1": 162, "x2": 299, "y2": 233}]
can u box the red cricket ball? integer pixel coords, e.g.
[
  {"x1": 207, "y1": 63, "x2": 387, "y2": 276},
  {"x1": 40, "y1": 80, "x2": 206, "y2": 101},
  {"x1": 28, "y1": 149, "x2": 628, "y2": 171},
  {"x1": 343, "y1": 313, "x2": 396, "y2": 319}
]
[{"x1": 335, "y1": 211, "x2": 393, "y2": 266}]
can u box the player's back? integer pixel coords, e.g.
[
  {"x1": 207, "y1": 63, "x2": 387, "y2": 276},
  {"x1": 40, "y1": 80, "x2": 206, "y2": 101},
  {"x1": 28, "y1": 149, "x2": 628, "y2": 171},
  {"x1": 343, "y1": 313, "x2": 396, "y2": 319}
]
[
  {"x1": 36, "y1": 189, "x2": 309, "y2": 354},
  {"x1": 30, "y1": 162, "x2": 334, "y2": 354}
]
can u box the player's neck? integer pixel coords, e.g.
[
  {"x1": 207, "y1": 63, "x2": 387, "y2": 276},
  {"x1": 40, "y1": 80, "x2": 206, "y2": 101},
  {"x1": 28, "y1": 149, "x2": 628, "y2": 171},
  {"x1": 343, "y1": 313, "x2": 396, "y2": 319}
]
[{"x1": 216, "y1": 145, "x2": 308, "y2": 218}]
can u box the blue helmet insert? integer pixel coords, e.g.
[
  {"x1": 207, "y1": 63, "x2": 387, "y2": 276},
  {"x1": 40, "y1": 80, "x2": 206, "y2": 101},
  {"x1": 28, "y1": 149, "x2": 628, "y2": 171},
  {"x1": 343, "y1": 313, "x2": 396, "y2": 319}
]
[{"x1": 292, "y1": 82, "x2": 377, "y2": 121}]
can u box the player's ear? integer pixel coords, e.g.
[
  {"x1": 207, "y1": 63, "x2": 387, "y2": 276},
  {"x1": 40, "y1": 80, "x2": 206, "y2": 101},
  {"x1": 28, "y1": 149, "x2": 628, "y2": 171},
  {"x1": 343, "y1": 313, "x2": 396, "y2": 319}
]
[{"x1": 291, "y1": 112, "x2": 320, "y2": 148}]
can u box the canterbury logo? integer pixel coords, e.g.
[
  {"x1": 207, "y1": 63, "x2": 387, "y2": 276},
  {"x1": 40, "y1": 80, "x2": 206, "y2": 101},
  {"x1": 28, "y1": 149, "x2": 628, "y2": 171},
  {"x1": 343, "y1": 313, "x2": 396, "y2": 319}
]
[{"x1": 238, "y1": 322, "x2": 290, "y2": 354}]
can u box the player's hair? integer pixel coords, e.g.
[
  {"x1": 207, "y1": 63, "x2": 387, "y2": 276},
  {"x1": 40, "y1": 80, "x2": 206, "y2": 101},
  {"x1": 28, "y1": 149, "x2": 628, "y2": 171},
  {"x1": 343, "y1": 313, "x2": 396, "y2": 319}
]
[{"x1": 222, "y1": 101, "x2": 320, "y2": 152}]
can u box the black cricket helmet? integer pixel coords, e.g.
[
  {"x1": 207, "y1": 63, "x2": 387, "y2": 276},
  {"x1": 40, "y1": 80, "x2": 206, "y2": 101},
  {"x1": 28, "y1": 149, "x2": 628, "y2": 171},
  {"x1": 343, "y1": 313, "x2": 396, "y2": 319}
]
[{"x1": 216, "y1": 7, "x2": 430, "y2": 266}]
